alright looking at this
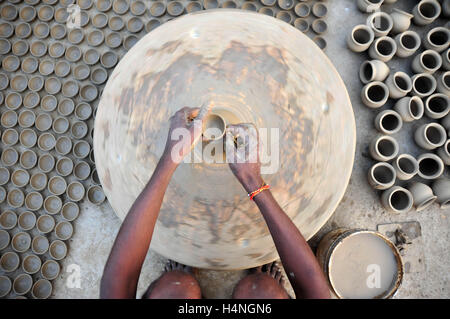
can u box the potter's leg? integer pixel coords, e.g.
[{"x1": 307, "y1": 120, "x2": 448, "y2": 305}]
[
  {"x1": 232, "y1": 262, "x2": 290, "y2": 299},
  {"x1": 142, "y1": 260, "x2": 202, "y2": 299}
]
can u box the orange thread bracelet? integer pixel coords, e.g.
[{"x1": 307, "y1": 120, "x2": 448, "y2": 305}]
[{"x1": 248, "y1": 184, "x2": 270, "y2": 200}]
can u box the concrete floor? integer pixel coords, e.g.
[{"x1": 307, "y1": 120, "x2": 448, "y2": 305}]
[{"x1": 53, "y1": 0, "x2": 450, "y2": 298}]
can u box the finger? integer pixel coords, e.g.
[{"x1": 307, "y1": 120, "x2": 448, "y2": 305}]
[{"x1": 195, "y1": 102, "x2": 213, "y2": 122}]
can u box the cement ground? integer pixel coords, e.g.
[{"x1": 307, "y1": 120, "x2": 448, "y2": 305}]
[{"x1": 53, "y1": 0, "x2": 450, "y2": 298}]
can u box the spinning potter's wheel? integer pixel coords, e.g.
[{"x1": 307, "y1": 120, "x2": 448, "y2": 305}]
[{"x1": 94, "y1": 10, "x2": 355, "y2": 270}]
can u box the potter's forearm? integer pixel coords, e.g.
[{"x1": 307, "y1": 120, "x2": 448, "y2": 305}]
[
  {"x1": 251, "y1": 189, "x2": 330, "y2": 299},
  {"x1": 100, "y1": 153, "x2": 177, "y2": 298}
]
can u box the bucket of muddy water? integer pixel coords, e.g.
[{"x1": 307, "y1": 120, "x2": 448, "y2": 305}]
[{"x1": 316, "y1": 228, "x2": 403, "y2": 299}]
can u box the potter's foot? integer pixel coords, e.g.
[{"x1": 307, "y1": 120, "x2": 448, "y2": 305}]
[
  {"x1": 143, "y1": 260, "x2": 201, "y2": 299},
  {"x1": 232, "y1": 262, "x2": 290, "y2": 299}
]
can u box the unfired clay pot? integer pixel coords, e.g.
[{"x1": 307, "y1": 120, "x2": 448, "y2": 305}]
[
  {"x1": 442, "y1": 49, "x2": 450, "y2": 71},
  {"x1": 390, "y1": 8, "x2": 414, "y2": 34},
  {"x1": 55, "y1": 136, "x2": 72, "y2": 155},
  {"x1": 361, "y1": 81, "x2": 389, "y2": 108},
  {"x1": 38, "y1": 153, "x2": 55, "y2": 173},
  {"x1": 381, "y1": 186, "x2": 413, "y2": 214},
  {"x1": 0, "y1": 275, "x2": 11, "y2": 297},
  {"x1": 20, "y1": 149, "x2": 37, "y2": 169},
  {"x1": 385, "y1": 72, "x2": 412, "y2": 99},
  {"x1": 22, "y1": 254, "x2": 41, "y2": 274},
  {"x1": 413, "y1": 0, "x2": 441, "y2": 26},
  {"x1": 437, "y1": 71, "x2": 450, "y2": 96},
  {"x1": 55, "y1": 221, "x2": 74, "y2": 240},
  {"x1": 0, "y1": 251, "x2": 20, "y2": 272},
  {"x1": 431, "y1": 179, "x2": 450, "y2": 209},
  {"x1": 87, "y1": 185, "x2": 106, "y2": 205},
  {"x1": 49, "y1": 240, "x2": 67, "y2": 260},
  {"x1": 0, "y1": 210, "x2": 17, "y2": 230},
  {"x1": 66, "y1": 181, "x2": 85, "y2": 202},
  {"x1": 0, "y1": 229, "x2": 10, "y2": 250},
  {"x1": 417, "y1": 153, "x2": 445, "y2": 180},
  {"x1": 62, "y1": 202, "x2": 80, "y2": 221},
  {"x1": 31, "y1": 279, "x2": 52, "y2": 299},
  {"x1": 407, "y1": 182, "x2": 436, "y2": 211},
  {"x1": 12, "y1": 232, "x2": 31, "y2": 253},
  {"x1": 36, "y1": 215, "x2": 55, "y2": 234},
  {"x1": 25, "y1": 191, "x2": 43, "y2": 211},
  {"x1": 347, "y1": 25, "x2": 374, "y2": 52},
  {"x1": 424, "y1": 27, "x2": 449, "y2": 53},
  {"x1": 392, "y1": 154, "x2": 419, "y2": 181},
  {"x1": 18, "y1": 211, "x2": 36, "y2": 231},
  {"x1": 374, "y1": 110, "x2": 403, "y2": 134},
  {"x1": 369, "y1": 135, "x2": 399, "y2": 162},
  {"x1": 395, "y1": 31, "x2": 421, "y2": 58},
  {"x1": 369, "y1": 36, "x2": 397, "y2": 62},
  {"x1": 412, "y1": 50, "x2": 442, "y2": 74},
  {"x1": 411, "y1": 73, "x2": 437, "y2": 98},
  {"x1": 366, "y1": 11, "x2": 393, "y2": 37},
  {"x1": 31, "y1": 235, "x2": 49, "y2": 254},
  {"x1": 437, "y1": 140, "x2": 450, "y2": 165},
  {"x1": 13, "y1": 273, "x2": 33, "y2": 295},
  {"x1": 425, "y1": 93, "x2": 450, "y2": 119},
  {"x1": 414, "y1": 123, "x2": 447, "y2": 150},
  {"x1": 41, "y1": 260, "x2": 60, "y2": 280},
  {"x1": 44, "y1": 195, "x2": 63, "y2": 214},
  {"x1": 30, "y1": 172, "x2": 47, "y2": 191},
  {"x1": 367, "y1": 162, "x2": 396, "y2": 190},
  {"x1": 357, "y1": 0, "x2": 383, "y2": 13}
]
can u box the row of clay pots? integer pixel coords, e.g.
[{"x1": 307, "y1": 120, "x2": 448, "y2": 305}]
[
  {"x1": 379, "y1": 178, "x2": 450, "y2": 214},
  {"x1": 0, "y1": 178, "x2": 103, "y2": 206},
  {"x1": 357, "y1": 0, "x2": 450, "y2": 22},
  {"x1": 349, "y1": 23, "x2": 449, "y2": 60},
  {"x1": 0, "y1": 253, "x2": 60, "y2": 281},
  {"x1": 0, "y1": 205, "x2": 79, "y2": 235},
  {"x1": 0, "y1": 274, "x2": 52, "y2": 299}
]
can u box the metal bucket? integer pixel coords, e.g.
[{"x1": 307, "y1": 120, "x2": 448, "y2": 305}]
[{"x1": 316, "y1": 228, "x2": 403, "y2": 299}]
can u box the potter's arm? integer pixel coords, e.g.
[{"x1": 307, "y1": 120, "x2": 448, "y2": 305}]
[
  {"x1": 100, "y1": 107, "x2": 205, "y2": 299},
  {"x1": 226, "y1": 124, "x2": 330, "y2": 299}
]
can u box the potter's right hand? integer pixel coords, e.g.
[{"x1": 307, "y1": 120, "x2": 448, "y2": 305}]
[
  {"x1": 225, "y1": 123, "x2": 264, "y2": 194},
  {"x1": 164, "y1": 106, "x2": 209, "y2": 164}
]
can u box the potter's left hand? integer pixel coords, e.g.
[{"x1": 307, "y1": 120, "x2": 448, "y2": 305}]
[{"x1": 163, "y1": 107, "x2": 208, "y2": 164}]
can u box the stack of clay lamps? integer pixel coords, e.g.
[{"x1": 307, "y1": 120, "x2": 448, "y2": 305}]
[{"x1": 350, "y1": 0, "x2": 450, "y2": 213}]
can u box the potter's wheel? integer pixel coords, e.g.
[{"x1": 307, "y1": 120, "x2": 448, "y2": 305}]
[{"x1": 94, "y1": 10, "x2": 355, "y2": 269}]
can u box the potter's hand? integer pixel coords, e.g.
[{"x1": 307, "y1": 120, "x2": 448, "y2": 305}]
[
  {"x1": 226, "y1": 123, "x2": 264, "y2": 193},
  {"x1": 164, "y1": 107, "x2": 208, "y2": 164}
]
